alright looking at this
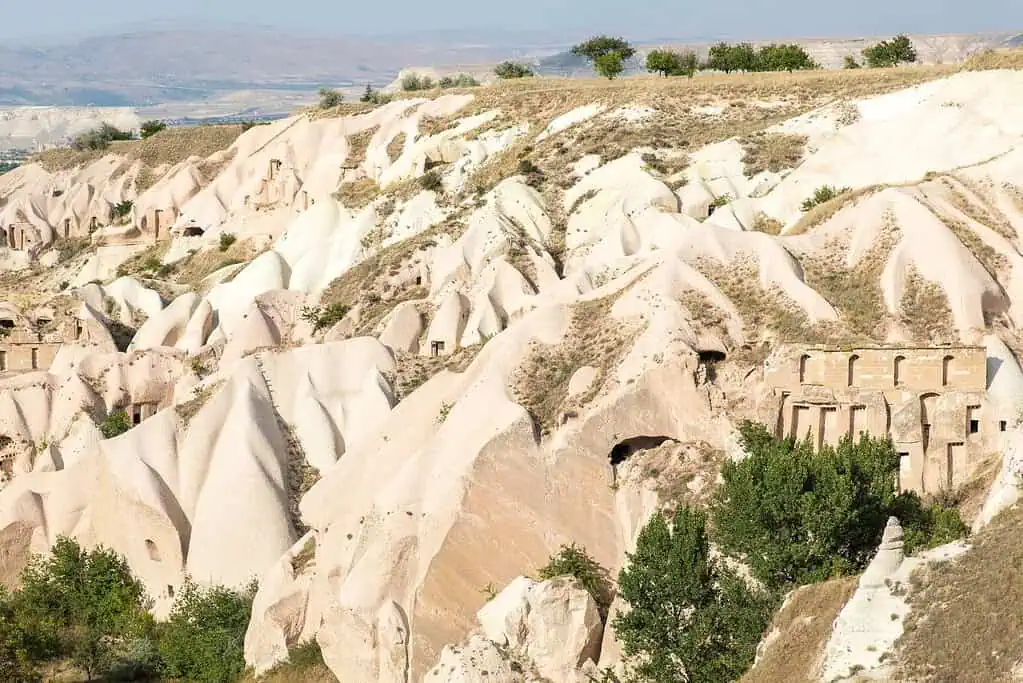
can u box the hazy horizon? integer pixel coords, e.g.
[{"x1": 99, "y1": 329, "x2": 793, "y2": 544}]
[{"x1": 2, "y1": 2, "x2": 1021, "y2": 44}]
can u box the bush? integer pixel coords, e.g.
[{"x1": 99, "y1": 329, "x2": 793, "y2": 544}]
[
  {"x1": 401, "y1": 73, "x2": 435, "y2": 92},
  {"x1": 438, "y1": 74, "x2": 480, "y2": 89},
  {"x1": 157, "y1": 578, "x2": 255, "y2": 683},
  {"x1": 646, "y1": 49, "x2": 698, "y2": 78},
  {"x1": 300, "y1": 303, "x2": 350, "y2": 333},
  {"x1": 419, "y1": 170, "x2": 443, "y2": 192},
  {"x1": 139, "y1": 120, "x2": 167, "y2": 139},
  {"x1": 711, "y1": 422, "x2": 968, "y2": 589},
  {"x1": 17, "y1": 537, "x2": 152, "y2": 680},
  {"x1": 844, "y1": 55, "x2": 862, "y2": 69},
  {"x1": 73, "y1": 123, "x2": 133, "y2": 151},
  {"x1": 218, "y1": 232, "x2": 237, "y2": 252},
  {"x1": 615, "y1": 506, "x2": 777, "y2": 682},
  {"x1": 360, "y1": 84, "x2": 393, "y2": 105},
  {"x1": 100, "y1": 410, "x2": 132, "y2": 439},
  {"x1": 494, "y1": 61, "x2": 534, "y2": 79},
  {"x1": 317, "y1": 87, "x2": 343, "y2": 109},
  {"x1": 800, "y1": 184, "x2": 850, "y2": 211},
  {"x1": 537, "y1": 543, "x2": 613, "y2": 613},
  {"x1": 862, "y1": 34, "x2": 918, "y2": 68},
  {"x1": 111, "y1": 200, "x2": 133, "y2": 222}
]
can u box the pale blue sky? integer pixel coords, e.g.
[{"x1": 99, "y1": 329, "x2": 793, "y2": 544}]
[{"x1": 2, "y1": 0, "x2": 1022, "y2": 42}]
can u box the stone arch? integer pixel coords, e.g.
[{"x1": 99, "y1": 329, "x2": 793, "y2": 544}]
[
  {"x1": 848, "y1": 354, "x2": 860, "y2": 387},
  {"x1": 894, "y1": 355, "x2": 906, "y2": 387},
  {"x1": 942, "y1": 355, "x2": 954, "y2": 387}
]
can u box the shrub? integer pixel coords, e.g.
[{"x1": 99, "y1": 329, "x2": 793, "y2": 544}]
[
  {"x1": 844, "y1": 55, "x2": 862, "y2": 69},
  {"x1": 100, "y1": 410, "x2": 132, "y2": 439},
  {"x1": 139, "y1": 120, "x2": 167, "y2": 139},
  {"x1": 17, "y1": 537, "x2": 152, "y2": 680},
  {"x1": 537, "y1": 543, "x2": 613, "y2": 613},
  {"x1": 72, "y1": 123, "x2": 133, "y2": 151},
  {"x1": 157, "y1": 577, "x2": 255, "y2": 683},
  {"x1": 494, "y1": 61, "x2": 534, "y2": 79},
  {"x1": 419, "y1": 170, "x2": 443, "y2": 192},
  {"x1": 801, "y1": 184, "x2": 850, "y2": 211},
  {"x1": 300, "y1": 303, "x2": 350, "y2": 333},
  {"x1": 401, "y1": 73, "x2": 435, "y2": 92},
  {"x1": 317, "y1": 87, "x2": 343, "y2": 109},
  {"x1": 359, "y1": 84, "x2": 393, "y2": 105},
  {"x1": 111, "y1": 199, "x2": 133, "y2": 222},
  {"x1": 646, "y1": 49, "x2": 698, "y2": 78},
  {"x1": 711, "y1": 422, "x2": 968, "y2": 590},
  {"x1": 438, "y1": 74, "x2": 480, "y2": 89},
  {"x1": 218, "y1": 232, "x2": 237, "y2": 252},
  {"x1": 862, "y1": 34, "x2": 918, "y2": 68},
  {"x1": 614, "y1": 506, "x2": 777, "y2": 682}
]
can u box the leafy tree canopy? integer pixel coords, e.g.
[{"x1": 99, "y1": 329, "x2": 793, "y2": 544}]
[
  {"x1": 646, "y1": 49, "x2": 699, "y2": 77},
  {"x1": 862, "y1": 34, "x2": 918, "y2": 68},
  {"x1": 571, "y1": 35, "x2": 636, "y2": 61}
]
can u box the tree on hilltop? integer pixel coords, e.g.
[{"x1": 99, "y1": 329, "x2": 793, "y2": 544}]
[
  {"x1": 862, "y1": 34, "x2": 918, "y2": 68},
  {"x1": 705, "y1": 41, "x2": 759, "y2": 73},
  {"x1": 646, "y1": 49, "x2": 698, "y2": 78},
  {"x1": 757, "y1": 43, "x2": 819, "y2": 72},
  {"x1": 572, "y1": 35, "x2": 636, "y2": 79}
]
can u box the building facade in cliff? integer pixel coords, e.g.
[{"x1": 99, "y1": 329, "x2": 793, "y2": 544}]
[{"x1": 762, "y1": 345, "x2": 993, "y2": 495}]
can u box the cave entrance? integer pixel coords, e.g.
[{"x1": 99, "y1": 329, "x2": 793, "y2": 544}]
[{"x1": 609, "y1": 436, "x2": 672, "y2": 487}]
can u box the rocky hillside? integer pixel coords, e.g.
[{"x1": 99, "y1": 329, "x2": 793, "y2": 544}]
[{"x1": 2, "y1": 52, "x2": 1023, "y2": 681}]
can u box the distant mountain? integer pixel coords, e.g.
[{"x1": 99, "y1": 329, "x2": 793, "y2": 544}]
[
  {"x1": 0, "y1": 24, "x2": 1019, "y2": 109},
  {"x1": 0, "y1": 24, "x2": 569, "y2": 107}
]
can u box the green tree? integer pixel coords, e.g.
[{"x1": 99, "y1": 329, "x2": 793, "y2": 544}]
[
  {"x1": 705, "y1": 42, "x2": 759, "y2": 73},
  {"x1": 614, "y1": 506, "x2": 776, "y2": 683},
  {"x1": 646, "y1": 49, "x2": 698, "y2": 77},
  {"x1": 99, "y1": 410, "x2": 132, "y2": 439},
  {"x1": 139, "y1": 120, "x2": 167, "y2": 139},
  {"x1": 157, "y1": 577, "x2": 256, "y2": 683},
  {"x1": 72, "y1": 123, "x2": 133, "y2": 151},
  {"x1": 594, "y1": 52, "x2": 626, "y2": 80},
  {"x1": 18, "y1": 537, "x2": 151, "y2": 680},
  {"x1": 317, "y1": 88, "x2": 343, "y2": 109},
  {"x1": 494, "y1": 61, "x2": 534, "y2": 79},
  {"x1": 756, "y1": 43, "x2": 819, "y2": 71},
  {"x1": 572, "y1": 35, "x2": 635, "y2": 78},
  {"x1": 401, "y1": 73, "x2": 435, "y2": 92},
  {"x1": 537, "y1": 543, "x2": 613, "y2": 614},
  {"x1": 711, "y1": 422, "x2": 967, "y2": 590},
  {"x1": 862, "y1": 34, "x2": 918, "y2": 68}
]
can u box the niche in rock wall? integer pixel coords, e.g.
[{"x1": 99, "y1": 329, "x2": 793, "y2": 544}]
[
  {"x1": 145, "y1": 539, "x2": 162, "y2": 562},
  {"x1": 610, "y1": 436, "x2": 673, "y2": 468}
]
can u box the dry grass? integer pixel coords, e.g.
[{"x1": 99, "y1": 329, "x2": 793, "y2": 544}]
[
  {"x1": 33, "y1": 124, "x2": 245, "y2": 172},
  {"x1": 391, "y1": 343, "x2": 486, "y2": 400},
  {"x1": 898, "y1": 268, "x2": 958, "y2": 344},
  {"x1": 740, "y1": 578, "x2": 859, "y2": 683},
  {"x1": 175, "y1": 382, "x2": 222, "y2": 425},
  {"x1": 940, "y1": 177, "x2": 1017, "y2": 243},
  {"x1": 386, "y1": 131, "x2": 407, "y2": 161},
  {"x1": 512, "y1": 295, "x2": 641, "y2": 435},
  {"x1": 678, "y1": 289, "x2": 730, "y2": 337},
  {"x1": 964, "y1": 47, "x2": 1023, "y2": 71},
  {"x1": 290, "y1": 536, "x2": 316, "y2": 575},
  {"x1": 788, "y1": 185, "x2": 880, "y2": 235},
  {"x1": 344, "y1": 127, "x2": 378, "y2": 168},
  {"x1": 798, "y1": 230, "x2": 898, "y2": 342},
  {"x1": 750, "y1": 212, "x2": 784, "y2": 235},
  {"x1": 699, "y1": 260, "x2": 813, "y2": 344},
  {"x1": 333, "y1": 178, "x2": 381, "y2": 209},
  {"x1": 739, "y1": 132, "x2": 807, "y2": 177},
  {"x1": 171, "y1": 239, "x2": 257, "y2": 290},
  {"x1": 895, "y1": 504, "x2": 1023, "y2": 683}
]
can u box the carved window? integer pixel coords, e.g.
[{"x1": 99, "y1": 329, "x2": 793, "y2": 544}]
[
  {"x1": 799, "y1": 354, "x2": 811, "y2": 384},
  {"x1": 894, "y1": 355, "x2": 906, "y2": 387},
  {"x1": 848, "y1": 354, "x2": 860, "y2": 387},
  {"x1": 942, "y1": 355, "x2": 954, "y2": 387}
]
